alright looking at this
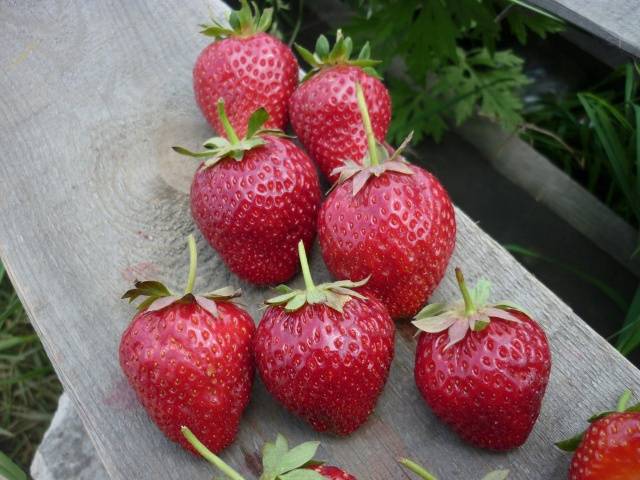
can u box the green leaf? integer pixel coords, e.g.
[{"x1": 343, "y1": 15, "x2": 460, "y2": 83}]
[
  {"x1": 279, "y1": 470, "x2": 326, "y2": 480},
  {"x1": 294, "y1": 44, "x2": 318, "y2": 68},
  {"x1": 414, "y1": 303, "x2": 447, "y2": 320},
  {"x1": 470, "y1": 279, "x2": 491, "y2": 306},
  {"x1": 266, "y1": 291, "x2": 299, "y2": 304},
  {"x1": 276, "y1": 441, "x2": 320, "y2": 475},
  {"x1": 0, "y1": 451, "x2": 27, "y2": 480},
  {"x1": 358, "y1": 41, "x2": 370, "y2": 60},
  {"x1": 257, "y1": 7, "x2": 274, "y2": 32},
  {"x1": 246, "y1": 108, "x2": 270, "y2": 138},
  {"x1": 263, "y1": 434, "x2": 289, "y2": 478},
  {"x1": 616, "y1": 284, "x2": 640, "y2": 355},
  {"x1": 315, "y1": 35, "x2": 330, "y2": 58},
  {"x1": 285, "y1": 294, "x2": 306, "y2": 312},
  {"x1": 172, "y1": 146, "x2": 216, "y2": 158},
  {"x1": 481, "y1": 470, "x2": 510, "y2": 480},
  {"x1": 306, "y1": 290, "x2": 326, "y2": 304},
  {"x1": 555, "y1": 431, "x2": 585, "y2": 452}
]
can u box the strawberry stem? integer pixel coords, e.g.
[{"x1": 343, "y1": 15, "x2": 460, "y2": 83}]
[
  {"x1": 398, "y1": 458, "x2": 439, "y2": 480},
  {"x1": 297, "y1": 240, "x2": 315, "y2": 291},
  {"x1": 617, "y1": 389, "x2": 632, "y2": 412},
  {"x1": 455, "y1": 268, "x2": 476, "y2": 315},
  {"x1": 185, "y1": 235, "x2": 197, "y2": 295},
  {"x1": 181, "y1": 427, "x2": 246, "y2": 480},
  {"x1": 355, "y1": 82, "x2": 379, "y2": 167},
  {"x1": 217, "y1": 99, "x2": 240, "y2": 144}
]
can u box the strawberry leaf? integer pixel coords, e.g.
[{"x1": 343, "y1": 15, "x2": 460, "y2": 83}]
[
  {"x1": 275, "y1": 441, "x2": 320, "y2": 475},
  {"x1": 555, "y1": 431, "x2": 585, "y2": 452},
  {"x1": 481, "y1": 470, "x2": 510, "y2": 480}
]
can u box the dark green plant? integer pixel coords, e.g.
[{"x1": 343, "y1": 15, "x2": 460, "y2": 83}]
[
  {"x1": 0, "y1": 262, "x2": 62, "y2": 470},
  {"x1": 342, "y1": 0, "x2": 563, "y2": 142}
]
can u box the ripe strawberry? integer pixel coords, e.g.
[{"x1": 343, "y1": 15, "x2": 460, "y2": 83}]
[
  {"x1": 413, "y1": 268, "x2": 551, "y2": 451},
  {"x1": 557, "y1": 390, "x2": 640, "y2": 479},
  {"x1": 254, "y1": 241, "x2": 395, "y2": 435},
  {"x1": 119, "y1": 235, "x2": 254, "y2": 454},
  {"x1": 182, "y1": 427, "x2": 357, "y2": 479},
  {"x1": 194, "y1": 1, "x2": 298, "y2": 137},
  {"x1": 174, "y1": 104, "x2": 321, "y2": 285},
  {"x1": 399, "y1": 458, "x2": 509, "y2": 480},
  {"x1": 317, "y1": 83, "x2": 455, "y2": 319},
  {"x1": 290, "y1": 30, "x2": 391, "y2": 183}
]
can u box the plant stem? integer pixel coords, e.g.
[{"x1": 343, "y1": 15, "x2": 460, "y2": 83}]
[
  {"x1": 455, "y1": 268, "x2": 475, "y2": 315},
  {"x1": 297, "y1": 240, "x2": 315, "y2": 290},
  {"x1": 617, "y1": 389, "x2": 632, "y2": 411},
  {"x1": 398, "y1": 458, "x2": 439, "y2": 480},
  {"x1": 355, "y1": 82, "x2": 379, "y2": 166},
  {"x1": 185, "y1": 235, "x2": 197, "y2": 295},
  {"x1": 181, "y1": 427, "x2": 246, "y2": 480},
  {"x1": 217, "y1": 99, "x2": 240, "y2": 144}
]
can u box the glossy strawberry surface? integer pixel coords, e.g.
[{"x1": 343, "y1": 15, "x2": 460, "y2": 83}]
[
  {"x1": 194, "y1": 32, "x2": 298, "y2": 137},
  {"x1": 318, "y1": 165, "x2": 456, "y2": 319},
  {"x1": 254, "y1": 293, "x2": 394, "y2": 435},
  {"x1": 191, "y1": 136, "x2": 321, "y2": 285},
  {"x1": 289, "y1": 65, "x2": 391, "y2": 183},
  {"x1": 415, "y1": 310, "x2": 551, "y2": 450},
  {"x1": 119, "y1": 301, "x2": 255, "y2": 453},
  {"x1": 310, "y1": 464, "x2": 357, "y2": 479},
  {"x1": 569, "y1": 412, "x2": 640, "y2": 480}
]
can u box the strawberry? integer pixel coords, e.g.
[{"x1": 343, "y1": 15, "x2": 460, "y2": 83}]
[
  {"x1": 317, "y1": 83, "x2": 456, "y2": 319},
  {"x1": 254, "y1": 241, "x2": 395, "y2": 435},
  {"x1": 194, "y1": 1, "x2": 298, "y2": 137},
  {"x1": 119, "y1": 235, "x2": 254, "y2": 454},
  {"x1": 174, "y1": 104, "x2": 321, "y2": 285},
  {"x1": 182, "y1": 427, "x2": 357, "y2": 479},
  {"x1": 399, "y1": 458, "x2": 509, "y2": 480},
  {"x1": 413, "y1": 268, "x2": 551, "y2": 451},
  {"x1": 557, "y1": 390, "x2": 640, "y2": 479},
  {"x1": 290, "y1": 30, "x2": 391, "y2": 183}
]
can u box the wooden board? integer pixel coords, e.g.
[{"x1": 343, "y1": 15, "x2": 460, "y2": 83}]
[
  {"x1": 456, "y1": 118, "x2": 640, "y2": 278},
  {"x1": 1, "y1": 2, "x2": 640, "y2": 479},
  {"x1": 528, "y1": 0, "x2": 640, "y2": 58}
]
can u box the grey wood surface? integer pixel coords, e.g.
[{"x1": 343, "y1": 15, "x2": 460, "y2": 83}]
[
  {"x1": 529, "y1": 0, "x2": 640, "y2": 58},
  {"x1": 456, "y1": 118, "x2": 640, "y2": 278},
  {"x1": 1, "y1": 2, "x2": 640, "y2": 480}
]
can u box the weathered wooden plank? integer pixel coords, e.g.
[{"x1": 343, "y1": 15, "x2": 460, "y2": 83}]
[
  {"x1": 456, "y1": 118, "x2": 640, "y2": 278},
  {"x1": 1, "y1": 2, "x2": 640, "y2": 480},
  {"x1": 528, "y1": 0, "x2": 640, "y2": 58}
]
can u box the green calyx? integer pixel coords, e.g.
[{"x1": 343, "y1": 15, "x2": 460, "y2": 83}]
[
  {"x1": 412, "y1": 268, "x2": 526, "y2": 351},
  {"x1": 295, "y1": 29, "x2": 381, "y2": 82},
  {"x1": 172, "y1": 102, "x2": 288, "y2": 169},
  {"x1": 265, "y1": 241, "x2": 369, "y2": 313},
  {"x1": 122, "y1": 234, "x2": 241, "y2": 316},
  {"x1": 330, "y1": 82, "x2": 414, "y2": 196},
  {"x1": 556, "y1": 389, "x2": 640, "y2": 452},
  {"x1": 199, "y1": 0, "x2": 273, "y2": 39},
  {"x1": 181, "y1": 427, "x2": 326, "y2": 480},
  {"x1": 399, "y1": 458, "x2": 509, "y2": 480}
]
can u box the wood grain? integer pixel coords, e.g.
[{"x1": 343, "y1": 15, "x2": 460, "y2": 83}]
[
  {"x1": 1, "y1": 2, "x2": 640, "y2": 480},
  {"x1": 528, "y1": 0, "x2": 640, "y2": 58}
]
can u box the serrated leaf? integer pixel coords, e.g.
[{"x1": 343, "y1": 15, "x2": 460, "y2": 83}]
[
  {"x1": 275, "y1": 441, "x2": 320, "y2": 475},
  {"x1": 279, "y1": 470, "x2": 326, "y2": 480}
]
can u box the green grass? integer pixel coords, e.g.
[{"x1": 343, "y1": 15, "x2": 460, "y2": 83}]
[{"x1": 0, "y1": 262, "x2": 61, "y2": 472}]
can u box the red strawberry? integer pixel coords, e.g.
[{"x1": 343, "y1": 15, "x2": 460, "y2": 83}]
[
  {"x1": 182, "y1": 427, "x2": 358, "y2": 479},
  {"x1": 290, "y1": 30, "x2": 391, "y2": 183},
  {"x1": 317, "y1": 83, "x2": 456, "y2": 319},
  {"x1": 194, "y1": 1, "x2": 298, "y2": 137},
  {"x1": 557, "y1": 390, "x2": 640, "y2": 479},
  {"x1": 413, "y1": 268, "x2": 551, "y2": 451},
  {"x1": 399, "y1": 458, "x2": 509, "y2": 479},
  {"x1": 254, "y1": 241, "x2": 395, "y2": 435},
  {"x1": 174, "y1": 104, "x2": 321, "y2": 285},
  {"x1": 119, "y1": 235, "x2": 254, "y2": 454}
]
